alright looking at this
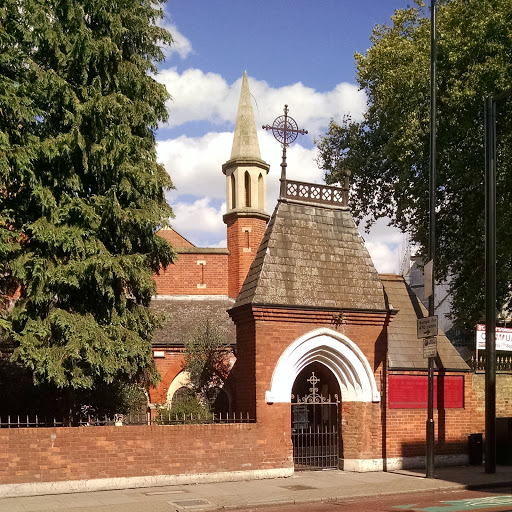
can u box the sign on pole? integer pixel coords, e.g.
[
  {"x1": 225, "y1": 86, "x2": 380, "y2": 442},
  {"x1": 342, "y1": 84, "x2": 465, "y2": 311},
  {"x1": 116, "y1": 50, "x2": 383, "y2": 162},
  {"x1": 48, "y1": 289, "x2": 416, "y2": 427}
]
[
  {"x1": 417, "y1": 316, "x2": 438, "y2": 339},
  {"x1": 423, "y1": 337, "x2": 437, "y2": 358}
]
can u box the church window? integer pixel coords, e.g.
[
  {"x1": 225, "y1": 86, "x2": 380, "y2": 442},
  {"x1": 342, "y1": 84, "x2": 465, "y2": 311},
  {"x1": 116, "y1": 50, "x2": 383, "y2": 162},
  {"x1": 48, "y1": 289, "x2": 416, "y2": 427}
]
[
  {"x1": 242, "y1": 227, "x2": 251, "y2": 253},
  {"x1": 258, "y1": 173, "x2": 264, "y2": 209},
  {"x1": 230, "y1": 174, "x2": 236, "y2": 209},
  {"x1": 244, "y1": 171, "x2": 251, "y2": 207},
  {"x1": 197, "y1": 260, "x2": 206, "y2": 288}
]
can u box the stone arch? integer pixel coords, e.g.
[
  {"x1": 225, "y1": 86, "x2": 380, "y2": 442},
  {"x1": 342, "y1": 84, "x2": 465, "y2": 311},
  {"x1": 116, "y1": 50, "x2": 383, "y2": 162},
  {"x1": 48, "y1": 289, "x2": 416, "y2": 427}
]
[
  {"x1": 166, "y1": 370, "x2": 191, "y2": 405},
  {"x1": 265, "y1": 327, "x2": 380, "y2": 404}
]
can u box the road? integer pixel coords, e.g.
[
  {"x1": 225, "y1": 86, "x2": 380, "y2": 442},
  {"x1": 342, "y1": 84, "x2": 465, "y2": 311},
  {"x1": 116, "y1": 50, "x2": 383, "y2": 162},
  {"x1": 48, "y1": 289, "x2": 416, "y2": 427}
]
[{"x1": 233, "y1": 488, "x2": 512, "y2": 512}]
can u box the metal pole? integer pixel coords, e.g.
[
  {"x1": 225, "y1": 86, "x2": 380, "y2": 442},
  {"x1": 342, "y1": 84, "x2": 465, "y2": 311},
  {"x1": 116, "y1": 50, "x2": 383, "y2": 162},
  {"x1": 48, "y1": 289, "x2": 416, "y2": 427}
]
[
  {"x1": 484, "y1": 95, "x2": 496, "y2": 474},
  {"x1": 426, "y1": 0, "x2": 437, "y2": 479}
]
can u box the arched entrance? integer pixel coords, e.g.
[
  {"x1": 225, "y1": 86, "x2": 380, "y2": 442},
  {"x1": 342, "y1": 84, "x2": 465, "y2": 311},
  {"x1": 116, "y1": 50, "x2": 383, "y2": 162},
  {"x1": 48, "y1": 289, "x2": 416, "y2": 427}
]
[
  {"x1": 292, "y1": 363, "x2": 341, "y2": 470},
  {"x1": 265, "y1": 328, "x2": 381, "y2": 471}
]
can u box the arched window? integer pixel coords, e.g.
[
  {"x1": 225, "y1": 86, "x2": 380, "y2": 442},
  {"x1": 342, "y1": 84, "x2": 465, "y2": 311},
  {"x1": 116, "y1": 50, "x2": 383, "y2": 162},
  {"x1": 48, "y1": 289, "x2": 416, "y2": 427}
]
[
  {"x1": 230, "y1": 174, "x2": 236, "y2": 209},
  {"x1": 258, "y1": 173, "x2": 264, "y2": 209},
  {"x1": 244, "y1": 171, "x2": 251, "y2": 207}
]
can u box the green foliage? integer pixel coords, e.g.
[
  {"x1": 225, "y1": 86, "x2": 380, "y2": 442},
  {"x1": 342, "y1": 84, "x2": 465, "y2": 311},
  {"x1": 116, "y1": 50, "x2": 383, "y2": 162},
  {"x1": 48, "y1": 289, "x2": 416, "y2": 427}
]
[
  {"x1": 156, "y1": 395, "x2": 213, "y2": 425},
  {"x1": 316, "y1": 0, "x2": 512, "y2": 331},
  {"x1": 182, "y1": 320, "x2": 230, "y2": 402},
  {"x1": 0, "y1": 0, "x2": 176, "y2": 397}
]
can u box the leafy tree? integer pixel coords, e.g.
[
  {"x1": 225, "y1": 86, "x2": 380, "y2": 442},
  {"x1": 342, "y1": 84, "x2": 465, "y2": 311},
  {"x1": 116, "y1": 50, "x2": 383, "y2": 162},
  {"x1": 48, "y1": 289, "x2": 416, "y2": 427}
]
[
  {"x1": 0, "y1": 0, "x2": 176, "y2": 419},
  {"x1": 182, "y1": 320, "x2": 230, "y2": 402},
  {"x1": 316, "y1": 0, "x2": 512, "y2": 333}
]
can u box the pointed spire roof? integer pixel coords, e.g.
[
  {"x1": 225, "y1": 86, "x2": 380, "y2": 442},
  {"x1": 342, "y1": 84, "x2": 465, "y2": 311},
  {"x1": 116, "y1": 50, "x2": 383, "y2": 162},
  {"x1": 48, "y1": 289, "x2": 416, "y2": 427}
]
[{"x1": 230, "y1": 71, "x2": 261, "y2": 160}]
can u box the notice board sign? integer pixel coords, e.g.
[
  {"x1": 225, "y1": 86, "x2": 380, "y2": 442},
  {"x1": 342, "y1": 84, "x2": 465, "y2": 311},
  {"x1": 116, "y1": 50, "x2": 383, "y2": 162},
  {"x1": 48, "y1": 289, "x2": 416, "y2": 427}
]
[
  {"x1": 388, "y1": 374, "x2": 464, "y2": 409},
  {"x1": 476, "y1": 324, "x2": 512, "y2": 351}
]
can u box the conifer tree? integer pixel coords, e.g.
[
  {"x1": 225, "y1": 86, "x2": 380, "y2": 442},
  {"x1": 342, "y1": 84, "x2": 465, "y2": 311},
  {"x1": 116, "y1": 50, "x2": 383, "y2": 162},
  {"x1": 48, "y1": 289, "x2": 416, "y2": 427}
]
[{"x1": 1, "y1": 0, "x2": 175, "y2": 414}]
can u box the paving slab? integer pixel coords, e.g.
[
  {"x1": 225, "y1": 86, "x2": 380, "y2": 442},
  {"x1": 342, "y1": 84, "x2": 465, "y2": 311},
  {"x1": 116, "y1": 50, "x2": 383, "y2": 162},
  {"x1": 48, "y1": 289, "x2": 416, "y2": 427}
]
[{"x1": 1, "y1": 466, "x2": 512, "y2": 512}]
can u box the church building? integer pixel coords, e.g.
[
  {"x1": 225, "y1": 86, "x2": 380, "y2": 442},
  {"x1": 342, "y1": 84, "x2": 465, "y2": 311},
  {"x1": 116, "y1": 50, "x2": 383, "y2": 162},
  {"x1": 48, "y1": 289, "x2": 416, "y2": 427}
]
[{"x1": 150, "y1": 72, "x2": 482, "y2": 472}]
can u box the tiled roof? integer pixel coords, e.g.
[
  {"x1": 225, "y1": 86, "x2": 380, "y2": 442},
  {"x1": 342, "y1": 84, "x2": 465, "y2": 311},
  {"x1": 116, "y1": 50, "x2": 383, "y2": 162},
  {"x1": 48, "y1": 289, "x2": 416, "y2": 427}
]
[
  {"x1": 381, "y1": 274, "x2": 469, "y2": 371},
  {"x1": 233, "y1": 199, "x2": 387, "y2": 311},
  {"x1": 151, "y1": 296, "x2": 235, "y2": 347}
]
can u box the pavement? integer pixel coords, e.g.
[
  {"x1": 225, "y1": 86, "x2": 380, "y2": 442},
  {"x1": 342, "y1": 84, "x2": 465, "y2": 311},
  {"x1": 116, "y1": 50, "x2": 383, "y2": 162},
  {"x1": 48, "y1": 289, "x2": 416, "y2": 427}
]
[{"x1": 2, "y1": 465, "x2": 512, "y2": 512}]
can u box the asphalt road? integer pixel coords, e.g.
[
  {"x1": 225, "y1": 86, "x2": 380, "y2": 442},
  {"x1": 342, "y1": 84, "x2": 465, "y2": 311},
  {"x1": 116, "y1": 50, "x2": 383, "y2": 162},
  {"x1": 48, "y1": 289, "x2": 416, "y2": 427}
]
[{"x1": 233, "y1": 487, "x2": 512, "y2": 512}]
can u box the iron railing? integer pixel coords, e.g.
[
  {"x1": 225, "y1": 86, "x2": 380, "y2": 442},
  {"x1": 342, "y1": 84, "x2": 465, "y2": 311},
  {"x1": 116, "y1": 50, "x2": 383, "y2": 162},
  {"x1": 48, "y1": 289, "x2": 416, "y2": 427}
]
[
  {"x1": 0, "y1": 411, "x2": 254, "y2": 428},
  {"x1": 470, "y1": 354, "x2": 512, "y2": 372}
]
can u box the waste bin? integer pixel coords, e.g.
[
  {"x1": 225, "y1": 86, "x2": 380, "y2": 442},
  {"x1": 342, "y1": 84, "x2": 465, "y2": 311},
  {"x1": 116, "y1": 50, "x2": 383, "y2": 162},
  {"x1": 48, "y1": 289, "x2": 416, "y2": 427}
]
[{"x1": 468, "y1": 433, "x2": 483, "y2": 466}]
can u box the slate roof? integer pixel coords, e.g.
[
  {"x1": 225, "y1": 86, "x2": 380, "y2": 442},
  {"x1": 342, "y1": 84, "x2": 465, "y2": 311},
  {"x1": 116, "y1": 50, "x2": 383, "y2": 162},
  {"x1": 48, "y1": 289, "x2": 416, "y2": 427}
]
[
  {"x1": 234, "y1": 199, "x2": 387, "y2": 311},
  {"x1": 381, "y1": 274, "x2": 469, "y2": 371},
  {"x1": 151, "y1": 296, "x2": 235, "y2": 347}
]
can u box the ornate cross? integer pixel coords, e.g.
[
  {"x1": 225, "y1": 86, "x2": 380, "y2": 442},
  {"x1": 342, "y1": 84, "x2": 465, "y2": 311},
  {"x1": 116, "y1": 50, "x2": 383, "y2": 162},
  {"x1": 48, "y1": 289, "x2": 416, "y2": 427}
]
[
  {"x1": 262, "y1": 105, "x2": 308, "y2": 197},
  {"x1": 307, "y1": 372, "x2": 320, "y2": 399}
]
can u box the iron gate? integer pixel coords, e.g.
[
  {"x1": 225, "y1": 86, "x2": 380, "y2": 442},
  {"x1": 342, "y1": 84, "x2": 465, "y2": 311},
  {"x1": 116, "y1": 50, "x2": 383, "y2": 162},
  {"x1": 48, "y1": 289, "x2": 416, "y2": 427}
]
[{"x1": 291, "y1": 372, "x2": 340, "y2": 470}]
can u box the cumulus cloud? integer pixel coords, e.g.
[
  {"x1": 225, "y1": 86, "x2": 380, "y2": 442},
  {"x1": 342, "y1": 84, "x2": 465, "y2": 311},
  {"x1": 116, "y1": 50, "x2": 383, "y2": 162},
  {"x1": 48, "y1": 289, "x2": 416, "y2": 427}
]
[
  {"x1": 156, "y1": 69, "x2": 366, "y2": 138},
  {"x1": 158, "y1": 22, "x2": 193, "y2": 60},
  {"x1": 169, "y1": 198, "x2": 226, "y2": 247}
]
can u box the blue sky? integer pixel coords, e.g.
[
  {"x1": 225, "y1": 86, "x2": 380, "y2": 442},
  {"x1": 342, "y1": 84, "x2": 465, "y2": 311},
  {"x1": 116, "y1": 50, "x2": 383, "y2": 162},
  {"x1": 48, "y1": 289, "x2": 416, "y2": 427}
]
[{"x1": 155, "y1": 1, "x2": 418, "y2": 272}]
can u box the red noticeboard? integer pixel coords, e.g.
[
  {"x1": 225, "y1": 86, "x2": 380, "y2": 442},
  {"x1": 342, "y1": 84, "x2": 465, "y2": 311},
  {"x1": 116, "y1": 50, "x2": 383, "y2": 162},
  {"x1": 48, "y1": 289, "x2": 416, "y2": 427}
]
[{"x1": 388, "y1": 374, "x2": 464, "y2": 409}]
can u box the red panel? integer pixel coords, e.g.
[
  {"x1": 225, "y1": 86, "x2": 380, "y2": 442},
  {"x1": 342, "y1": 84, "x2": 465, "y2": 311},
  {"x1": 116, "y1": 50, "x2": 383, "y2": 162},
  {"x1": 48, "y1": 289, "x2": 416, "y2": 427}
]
[{"x1": 388, "y1": 374, "x2": 464, "y2": 409}]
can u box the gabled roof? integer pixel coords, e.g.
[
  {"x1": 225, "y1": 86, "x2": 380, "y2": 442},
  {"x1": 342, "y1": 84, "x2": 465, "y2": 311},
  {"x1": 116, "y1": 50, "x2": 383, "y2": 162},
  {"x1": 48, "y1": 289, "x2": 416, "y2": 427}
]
[
  {"x1": 157, "y1": 228, "x2": 195, "y2": 248},
  {"x1": 151, "y1": 296, "x2": 235, "y2": 347},
  {"x1": 381, "y1": 274, "x2": 469, "y2": 371},
  {"x1": 233, "y1": 199, "x2": 387, "y2": 311}
]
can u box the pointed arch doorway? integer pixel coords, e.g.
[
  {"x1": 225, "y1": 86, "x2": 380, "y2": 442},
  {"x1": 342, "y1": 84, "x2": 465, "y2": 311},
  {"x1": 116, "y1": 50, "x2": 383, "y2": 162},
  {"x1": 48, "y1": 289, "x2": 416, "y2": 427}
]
[{"x1": 291, "y1": 362, "x2": 341, "y2": 470}]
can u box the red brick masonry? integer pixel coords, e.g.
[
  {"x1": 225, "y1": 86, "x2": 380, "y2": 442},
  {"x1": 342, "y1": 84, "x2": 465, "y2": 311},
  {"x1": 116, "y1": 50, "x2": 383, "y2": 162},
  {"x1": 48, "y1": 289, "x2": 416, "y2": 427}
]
[{"x1": 0, "y1": 421, "x2": 292, "y2": 486}]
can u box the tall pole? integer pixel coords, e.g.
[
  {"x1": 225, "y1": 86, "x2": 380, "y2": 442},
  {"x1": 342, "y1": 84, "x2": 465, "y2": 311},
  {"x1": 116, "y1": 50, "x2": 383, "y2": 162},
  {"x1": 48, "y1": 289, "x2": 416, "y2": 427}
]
[
  {"x1": 484, "y1": 96, "x2": 496, "y2": 474},
  {"x1": 426, "y1": 0, "x2": 437, "y2": 479}
]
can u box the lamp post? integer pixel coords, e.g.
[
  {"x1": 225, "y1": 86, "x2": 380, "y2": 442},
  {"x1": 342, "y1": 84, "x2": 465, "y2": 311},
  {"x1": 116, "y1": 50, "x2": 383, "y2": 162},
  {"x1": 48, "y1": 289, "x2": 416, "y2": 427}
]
[{"x1": 484, "y1": 87, "x2": 512, "y2": 474}]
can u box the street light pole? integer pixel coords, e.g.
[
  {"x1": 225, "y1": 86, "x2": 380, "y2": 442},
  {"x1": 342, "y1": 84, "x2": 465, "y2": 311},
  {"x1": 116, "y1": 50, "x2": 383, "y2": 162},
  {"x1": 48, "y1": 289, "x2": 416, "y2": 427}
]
[
  {"x1": 484, "y1": 87, "x2": 512, "y2": 474},
  {"x1": 426, "y1": 0, "x2": 437, "y2": 480}
]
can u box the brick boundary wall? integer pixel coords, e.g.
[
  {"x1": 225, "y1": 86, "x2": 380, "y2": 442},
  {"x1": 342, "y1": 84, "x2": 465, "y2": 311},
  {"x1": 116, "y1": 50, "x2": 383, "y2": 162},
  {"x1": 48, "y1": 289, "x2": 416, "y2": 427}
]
[{"x1": 0, "y1": 422, "x2": 293, "y2": 497}]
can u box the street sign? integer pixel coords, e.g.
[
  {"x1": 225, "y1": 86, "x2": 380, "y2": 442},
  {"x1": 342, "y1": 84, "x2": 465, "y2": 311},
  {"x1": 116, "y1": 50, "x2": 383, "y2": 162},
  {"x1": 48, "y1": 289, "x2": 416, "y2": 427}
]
[
  {"x1": 417, "y1": 315, "x2": 438, "y2": 338},
  {"x1": 423, "y1": 336, "x2": 437, "y2": 358}
]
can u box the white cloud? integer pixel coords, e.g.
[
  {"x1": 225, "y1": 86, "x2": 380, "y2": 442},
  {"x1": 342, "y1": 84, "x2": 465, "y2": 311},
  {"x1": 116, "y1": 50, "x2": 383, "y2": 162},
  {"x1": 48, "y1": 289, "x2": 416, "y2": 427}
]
[
  {"x1": 156, "y1": 69, "x2": 366, "y2": 138},
  {"x1": 170, "y1": 198, "x2": 226, "y2": 247},
  {"x1": 158, "y1": 22, "x2": 193, "y2": 60}
]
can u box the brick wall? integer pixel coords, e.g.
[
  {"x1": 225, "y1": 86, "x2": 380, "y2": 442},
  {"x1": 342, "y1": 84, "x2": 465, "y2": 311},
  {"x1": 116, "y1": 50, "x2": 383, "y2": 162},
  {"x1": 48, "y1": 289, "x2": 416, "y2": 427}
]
[
  {"x1": 0, "y1": 420, "x2": 292, "y2": 486},
  {"x1": 225, "y1": 216, "x2": 267, "y2": 298},
  {"x1": 384, "y1": 371, "x2": 483, "y2": 459},
  {"x1": 230, "y1": 306, "x2": 389, "y2": 459},
  {"x1": 155, "y1": 252, "x2": 228, "y2": 295},
  {"x1": 472, "y1": 372, "x2": 512, "y2": 418},
  {"x1": 149, "y1": 351, "x2": 186, "y2": 404}
]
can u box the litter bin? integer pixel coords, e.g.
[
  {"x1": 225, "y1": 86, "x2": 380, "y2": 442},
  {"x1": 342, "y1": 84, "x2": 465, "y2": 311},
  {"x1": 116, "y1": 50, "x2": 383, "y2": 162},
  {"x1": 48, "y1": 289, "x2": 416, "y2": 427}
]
[{"x1": 468, "y1": 433, "x2": 483, "y2": 466}]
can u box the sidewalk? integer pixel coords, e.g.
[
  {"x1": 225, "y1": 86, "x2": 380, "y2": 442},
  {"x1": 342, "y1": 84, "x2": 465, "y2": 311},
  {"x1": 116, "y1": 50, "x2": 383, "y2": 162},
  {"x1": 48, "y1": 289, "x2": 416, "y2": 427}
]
[{"x1": 2, "y1": 465, "x2": 512, "y2": 512}]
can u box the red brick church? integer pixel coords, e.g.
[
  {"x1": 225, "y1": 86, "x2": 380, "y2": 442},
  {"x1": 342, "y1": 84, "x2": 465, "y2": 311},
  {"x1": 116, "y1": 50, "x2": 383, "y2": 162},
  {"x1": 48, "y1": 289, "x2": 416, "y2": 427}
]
[{"x1": 149, "y1": 72, "x2": 482, "y2": 472}]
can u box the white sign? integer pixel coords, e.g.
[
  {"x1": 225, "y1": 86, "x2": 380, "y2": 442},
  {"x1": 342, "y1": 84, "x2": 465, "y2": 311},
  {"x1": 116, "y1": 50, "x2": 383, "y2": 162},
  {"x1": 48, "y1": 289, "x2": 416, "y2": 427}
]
[
  {"x1": 417, "y1": 316, "x2": 438, "y2": 338},
  {"x1": 423, "y1": 336, "x2": 437, "y2": 358},
  {"x1": 476, "y1": 324, "x2": 512, "y2": 351}
]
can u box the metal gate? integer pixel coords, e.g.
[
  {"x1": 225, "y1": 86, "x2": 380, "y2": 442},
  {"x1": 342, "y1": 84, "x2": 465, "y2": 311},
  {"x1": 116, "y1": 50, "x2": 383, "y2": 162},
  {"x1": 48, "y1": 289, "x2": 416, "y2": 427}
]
[{"x1": 291, "y1": 372, "x2": 340, "y2": 470}]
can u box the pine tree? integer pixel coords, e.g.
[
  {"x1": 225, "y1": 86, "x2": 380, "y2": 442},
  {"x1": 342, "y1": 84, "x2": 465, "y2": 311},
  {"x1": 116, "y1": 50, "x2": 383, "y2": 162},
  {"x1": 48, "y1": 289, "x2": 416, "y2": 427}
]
[{"x1": 1, "y1": 0, "x2": 176, "y2": 416}]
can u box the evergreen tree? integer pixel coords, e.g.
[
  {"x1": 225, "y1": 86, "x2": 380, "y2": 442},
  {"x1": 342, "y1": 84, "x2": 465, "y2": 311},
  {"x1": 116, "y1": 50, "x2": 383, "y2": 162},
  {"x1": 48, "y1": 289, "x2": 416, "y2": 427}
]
[
  {"x1": 316, "y1": 0, "x2": 512, "y2": 333},
  {"x1": 1, "y1": 0, "x2": 176, "y2": 415}
]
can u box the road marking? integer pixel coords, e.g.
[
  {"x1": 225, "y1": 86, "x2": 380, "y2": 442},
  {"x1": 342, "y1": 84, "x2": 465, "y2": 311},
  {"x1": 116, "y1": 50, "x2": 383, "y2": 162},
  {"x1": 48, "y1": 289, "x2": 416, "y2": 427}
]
[{"x1": 394, "y1": 494, "x2": 512, "y2": 512}]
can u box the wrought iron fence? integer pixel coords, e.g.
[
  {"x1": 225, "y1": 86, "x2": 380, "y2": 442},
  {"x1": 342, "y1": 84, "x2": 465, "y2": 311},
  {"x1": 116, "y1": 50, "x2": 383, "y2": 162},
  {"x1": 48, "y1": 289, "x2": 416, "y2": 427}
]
[
  {"x1": 470, "y1": 354, "x2": 512, "y2": 372},
  {"x1": 0, "y1": 411, "x2": 253, "y2": 428}
]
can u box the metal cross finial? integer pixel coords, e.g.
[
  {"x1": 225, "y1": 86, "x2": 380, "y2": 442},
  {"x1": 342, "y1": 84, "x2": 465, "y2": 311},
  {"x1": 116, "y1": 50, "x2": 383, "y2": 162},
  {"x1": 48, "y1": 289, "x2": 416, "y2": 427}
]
[
  {"x1": 262, "y1": 105, "x2": 308, "y2": 197},
  {"x1": 307, "y1": 372, "x2": 319, "y2": 399}
]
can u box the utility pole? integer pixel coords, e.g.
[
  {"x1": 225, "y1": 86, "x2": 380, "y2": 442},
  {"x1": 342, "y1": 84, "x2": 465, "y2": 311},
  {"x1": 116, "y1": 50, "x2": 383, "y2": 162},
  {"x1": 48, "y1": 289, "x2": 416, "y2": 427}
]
[
  {"x1": 484, "y1": 87, "x2": 512, "y2": 474},
  {"x1": 426, "y1": 0, "x2": 437, "y2": 480}
]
